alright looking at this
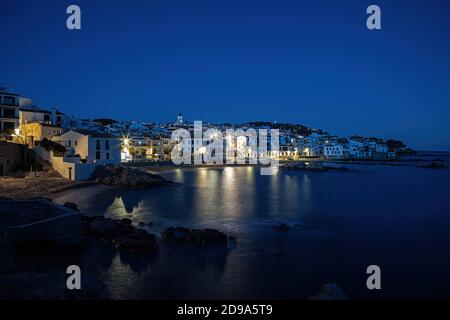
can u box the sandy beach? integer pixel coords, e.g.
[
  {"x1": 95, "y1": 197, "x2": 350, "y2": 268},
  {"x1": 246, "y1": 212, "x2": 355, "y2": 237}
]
[
  {"x1": 50, "y1": 183, "x2": 114, "y2": 207},
  {"x1": 0, "y1": 175, "x2": 95, "y2": 200},
  {"x1": 0, "y1": 165, "x2": 165, "y2": 203}
]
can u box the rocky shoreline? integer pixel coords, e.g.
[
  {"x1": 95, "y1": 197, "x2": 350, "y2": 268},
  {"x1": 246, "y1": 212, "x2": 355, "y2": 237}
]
[
  {"x1": 161, "y1": 226, "x2": 229, "y2": 247},
  {"x1": 0, "y1": 197, "x2": 349, "y2": 300},
  {"x1": 91, "y1": 164, "x2": 172, "y2": 188},
  {"x1": 0, "y1": 198, "x2": 233, "y2": 299},
  {"x1": 417, "y1": 162, "x2": 447, "y2": 169},
  {"x1": 0, "y1": 165, "x2": 171, "y2": 201},
  {"x1": 0, "y1": 199, "x2": 109, "y2": 298}
]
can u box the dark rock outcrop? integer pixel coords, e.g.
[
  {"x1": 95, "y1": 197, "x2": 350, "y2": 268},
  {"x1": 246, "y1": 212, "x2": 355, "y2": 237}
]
[
  {"x1": 120, "y1": 218, "x2": 132, "y2": 225},
  {"x1": 0, "y1": 199, "x2": 157, "y2": 254},
  {"x1": 86, "y1": 216, "x2": 157, "y2": 253},
  {"x1": 162, "y1": 226, "x2": 228, "y2": 247},
  {"x1": 417, "y1": 162, "x2": 447, "y2": 169},
  {"x1": 116, "y1": 229, "x2": 157, "y2": 253},
  {"x1": 90, "y1": 164, "x2": 170, "y2": 188},
  {"x1": 275, "y1": 250, "x2": 284, "y2": 256},
  {"x1": 63, "y1": 202, "x2": 79, "y2": 212},
  {"x1": 0, "y1": 198, "x2": 155, "y2": 299},
  {"x1": 0, "y1": 199, "x2": 87, "y2": 248},
  {"x1": 274, "y1": 223, "x2": 289, "y2": 231},
  {"x1": 89, "y1": 216, "x2": 133, "y2": 238}
]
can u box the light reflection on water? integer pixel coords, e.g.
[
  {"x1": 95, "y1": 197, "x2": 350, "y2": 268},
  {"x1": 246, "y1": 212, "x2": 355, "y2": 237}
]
[
  {"x1": 54, "y1": 165, "x2": 450, "y2": 299},
  {"x1": 97, "y1": 167, "x2": 314, "y2": 226}
]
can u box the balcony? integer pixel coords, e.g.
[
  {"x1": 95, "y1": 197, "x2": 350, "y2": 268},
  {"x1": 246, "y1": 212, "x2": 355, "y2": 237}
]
[
  {"x1": 0, "y1": 99, "x2": 18, "y2": 106},
  {"x1": 0, "y1": 108, "x2": 18, "y2": 119}
]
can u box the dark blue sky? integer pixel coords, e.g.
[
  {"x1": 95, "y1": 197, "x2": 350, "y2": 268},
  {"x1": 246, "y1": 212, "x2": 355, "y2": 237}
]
[{"x1": 1, "y1": 0, "x2": 450, "y2": 150}]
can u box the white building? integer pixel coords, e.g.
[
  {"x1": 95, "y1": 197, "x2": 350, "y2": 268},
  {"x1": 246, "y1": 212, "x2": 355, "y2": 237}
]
[
  {"x1": 375, "y1": 142, "x2": 388, "y2": 153},
  {"x1": 176, "y1": 113, "x2": 184, "y2": 125},
  {"x1": 19, "y1": 107, "x2": 66, "y2": 127},
  {"x1": 54, "y1": 129, "x2": 121, "y2": 163},
  {"x1": 147, "y1": 137, "x2": 165, "y2": 160},
  {"x1": 302, "y1": 132, "x2": 323, "y2": 157},
  {"x1": 0, "y1": 88, "x2": 32, "y2": 134},
  {"x1": 348, "y1": 137, "x2": 365, "y2": 158},
  {"x1": 346, "y1": 137, "x2": 391, "y2": 160},
  {"x1": 323, "y1": 142, "x2": 346, "y2": 159}
]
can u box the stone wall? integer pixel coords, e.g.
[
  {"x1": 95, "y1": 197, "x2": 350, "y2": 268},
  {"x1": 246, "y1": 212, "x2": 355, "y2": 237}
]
[{"x1": 0, "y1": 141, "x2": 26, "y2": 176}]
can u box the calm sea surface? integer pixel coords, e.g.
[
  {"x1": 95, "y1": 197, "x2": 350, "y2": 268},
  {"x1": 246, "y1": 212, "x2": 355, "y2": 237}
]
[{"x1": 49, "y1": 155, "x2": 450, "y2": 299}]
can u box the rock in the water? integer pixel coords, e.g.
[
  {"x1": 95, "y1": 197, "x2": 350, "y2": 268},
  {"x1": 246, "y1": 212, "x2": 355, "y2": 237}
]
[
  {"x1": 114, "y1": 221, "x2": 136, "y2": 237},
  {"x1": 284, "y1": 162, "x2": 306, "y2": 170},
  {"x1": 162, "y1": 226, "x2": 186, "y2": 242},
  {"x1": 309, "y1": 283, "x2": 349, "y2": 300},
  {"x1": 90, "y1": 164, "x2": 170, "y2": 189},
  {"x1": 275, "y1": 250, "x2": 284, "y2": 256},
  {"x1": 116, "y1": 229, "x2": 157, "y2": 253},
  {"x1": 190, "y1": 228, "x2": 228, "y2": 246},
  {"x1": 89, "y1": 217, "x2": 119, "y2": 237},
  {"x1": 274, "y1": 223, "x2": 289, "y2": 231},
  {"x1": 120, "y1": 218, "x2": 132, "y2": 225},
  {"x1": 417, "y1": 162, "x2": 447, "y2": 169},
  {"x1": 80, "y1": 214, "x2": 97, "y2": 223},
  {"x1": 88, "y1": 216, "x2": 134, "y2": 238},
  {"x1": 162, "y1": 226, "x2": 228, "y2": 247},
  {"x1": 63, "y1": 202, "x2": 79, "y2": 212},
  {"x1": 86, "y1": 216, "x2": 157, "y2": 253}
]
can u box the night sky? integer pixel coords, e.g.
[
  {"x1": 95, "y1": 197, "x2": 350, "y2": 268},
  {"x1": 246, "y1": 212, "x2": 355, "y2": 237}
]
[{"x1": 1, "y1": 0, "x2": 449, "y2": 150}]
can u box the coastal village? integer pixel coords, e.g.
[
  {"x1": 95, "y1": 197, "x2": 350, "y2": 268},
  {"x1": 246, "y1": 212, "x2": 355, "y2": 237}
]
[
  {"x1": 0, "y1": 86, "x2": 408, "y2": 299},
  {"x1": 1, "y1": 0, "x2": 449, "y2": 303},
  {"x1": 0, "y1": 87, "x2": 405, "y2": 180}
]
